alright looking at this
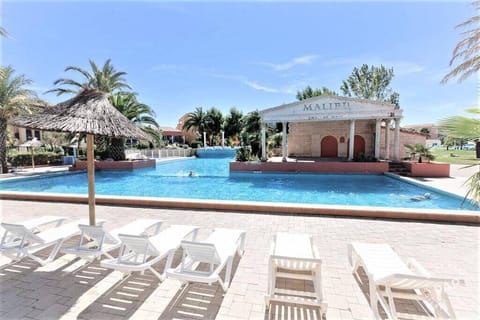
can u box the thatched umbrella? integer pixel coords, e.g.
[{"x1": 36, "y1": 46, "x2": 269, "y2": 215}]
[{"x1": 11, "y1": 89, "x2": 151, "y2": 225}]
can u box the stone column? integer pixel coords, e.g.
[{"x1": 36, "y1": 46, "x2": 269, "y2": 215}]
[
  {"x1": 384, "y1": 120, "x2": 391, "y2": 160},
  {"x1": 394, "y1": 118, "x2": 401, "y2": 161},
  {"x1": 374, "y1": 119, "x2": 381, "y2": 159},
  {"x1": 349, "y1": 120, "x2": 355, "y2": 161},
  {"x1": 261, "y1": 123, "x2": 267, "y2": 161},
  {"x1": 282, "y1": 121, "x2": 287, "y2": 162}
]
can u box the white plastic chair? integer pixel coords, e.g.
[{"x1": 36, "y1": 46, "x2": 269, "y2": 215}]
[
  {"x1": 166, "y1": 228, "x2": 246, "y2": 292},
  {"x1": 100, "y1": 224, "x2": 199, "y2": 280},
  {"x1": 0, "y1": 219, "x2": 103, "y2": 265},
  {"x1": 61, "y1": 219, "x2": 163, "y2": 261},
  {"x1": 265, "y1": 233, "x2": 327, "y2": 316},
  {"x1": 348, "y1": 242, "x2": 465, "y2": 319},
  {"x1": 0, "y1": 216, "x2": 66, "y2": 250}
]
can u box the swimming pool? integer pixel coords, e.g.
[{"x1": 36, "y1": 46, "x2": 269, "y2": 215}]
[{"x1": 0, "y1": 158, "x2": 476, "y2": 210}]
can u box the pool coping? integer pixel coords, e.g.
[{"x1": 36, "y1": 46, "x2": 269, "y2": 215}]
[{"x1": 1, "y1": 191, "x2": 478, "y2": 224}]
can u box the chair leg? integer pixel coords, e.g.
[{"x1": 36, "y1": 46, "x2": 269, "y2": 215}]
[
  {"x1": 223, "y1": 257, "x2": 233, "y2": 291},
  {"x1": 28, "y1": 240, "x2": 65, "y2": 266},
  {"x1": 369, "y1": 278, "x2": 381, "y2": 319}
]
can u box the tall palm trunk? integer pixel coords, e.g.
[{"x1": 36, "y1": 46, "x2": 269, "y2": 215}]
[
  {"x1": 109, "y1": 137, "x2": 126, "y2": 160},
  {"x1": 0, "y1": 118, "x2": 8, "y2": 173}
]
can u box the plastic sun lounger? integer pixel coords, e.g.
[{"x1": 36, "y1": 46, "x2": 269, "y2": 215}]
[
  {"x1": 348, "y1": 242, "x2": 465, "y2": 320},
  {"x1": 166, "y1": 228, "x2": 246, "y2": 292},
  {"x1": 265, "y1": 233, "x2": 327, "y2": 315},
  {"x1": 0, "y1": 219, "x2": 104, "y2": 265},
  {"x1": 100, "y1": 224, "x2": 199, "y2": 281},
  {"x1": 61, "y1": 219, "x2": 164, "y2": 261},
  {"x1": 0, "y1": 216, "x2": 67, "y2": 250}
]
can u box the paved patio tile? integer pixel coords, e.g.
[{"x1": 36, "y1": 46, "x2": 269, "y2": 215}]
[{"x1": 0, "y1": 200, "x2": 478, "y2": 319}]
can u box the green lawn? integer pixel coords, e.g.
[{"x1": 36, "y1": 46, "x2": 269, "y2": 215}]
[{"x1": 431, "y1": 148, "x2": 479, "y2": 165}]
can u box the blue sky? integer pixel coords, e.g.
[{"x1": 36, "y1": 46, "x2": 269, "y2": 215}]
[{"x1": 1, "y1": 1, "x2": 477, "y2": 127}]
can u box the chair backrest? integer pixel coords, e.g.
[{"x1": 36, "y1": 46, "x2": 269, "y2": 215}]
[
  {"x1": 181, "y1": 240, "x2": 222, "y2": 266},
  {"x1": 381, "y1": 274, "x2": 461, "y2": 290},
  {"x1": 117, "y1": 234, "x2": 160, "y2": 263},
  {"x1": 1, "y1": 223, "x2": 44, "y2": 244},
  {"x1": 271, "y1": 255, "x2": 321, "y2": 271},
  {"x1": 78, "y1": 224, "x2": 118, "y2": 245}
]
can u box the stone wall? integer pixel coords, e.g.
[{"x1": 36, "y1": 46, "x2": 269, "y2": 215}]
[
  {"x1": 288, "y1": 120, "x2": 375, "y2": 157},
  {"x1": 286, "y1": 121, "x2": 426, "y2": 159}
]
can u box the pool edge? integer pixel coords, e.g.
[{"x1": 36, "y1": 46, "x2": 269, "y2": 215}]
[{"x1": 1, "y1": 191, "x2": 478, "y2": 225}]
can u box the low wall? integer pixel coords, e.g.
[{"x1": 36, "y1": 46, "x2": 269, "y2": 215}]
[
  {"x1": 403, "y1": 162, "x2": 450, "y2": 177},
  {"x1": 230, "y1": 161, "x2": 389, "y2": 173},
  {"x1": 1, "y1": 192, "x2": 478, "y2": 224},
  {"x1": 70, "y1": 159, "x2": 156, "y2": 171}
]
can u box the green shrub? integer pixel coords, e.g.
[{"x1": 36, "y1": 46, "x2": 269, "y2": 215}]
[
  {"x1": 355, "y1": 153, "x2": 377, "y2": 162},
  {"x1": 190, "y1": 141, "x2": 203, "y2": 148},
  {"x1": 8, "y1": 152, "x2": 63, "y2": 167},
  {"x1": 235, "y1": 147, "x2": 259, "y2": 162}
]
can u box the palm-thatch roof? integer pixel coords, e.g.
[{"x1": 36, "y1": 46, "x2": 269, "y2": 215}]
[{"x1": 11, "y1": 89, "x2": 151, "y2": 140}]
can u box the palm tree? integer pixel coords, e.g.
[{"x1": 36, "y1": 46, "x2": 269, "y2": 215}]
[
  {"x1": 205, "y1": 107, "x2": 223, "y2": 146},
  {"x1": 223, "y1": 107, "x2": 243, "y2": 145},
  {"x1": 47, "y1": 59, "x2": 132, "y2": 153},
  {"x1": 442, "y1": 1, "x2": 480, "y2": 83},
  {"x1": 109, "y1": 93, "x2": 159, "y2": 160},
  {"x1": 46, "y1": 59, "x2": 131, "y2": 96},
  {"x1": 404, "y1": 143, "x2": 435, "y2": 163},
  {"x1": 183, "y1": 107, "x2": 207, "y2": 145},
  {"x1": 439, "y1": 108, "x2": 480, "y2": 206},
  {"x1": 0, "y1": 66, "x2": 38, "y2": 173}
]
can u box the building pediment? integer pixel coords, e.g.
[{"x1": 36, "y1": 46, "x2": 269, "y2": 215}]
[{"x1": 259, "y1": 95, "x2": 402, "y2": 122}]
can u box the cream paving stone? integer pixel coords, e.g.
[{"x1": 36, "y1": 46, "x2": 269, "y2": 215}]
[{"x1": 0, "y1": 199, "x2": 478, "y2": 319}]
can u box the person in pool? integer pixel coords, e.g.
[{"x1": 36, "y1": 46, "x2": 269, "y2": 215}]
[{"x1": 411, "y1": 192, "x2": 431, "y2": 201}]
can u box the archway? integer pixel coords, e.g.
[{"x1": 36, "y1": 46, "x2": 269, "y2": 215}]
[
  {"x1": 347, "y1": 135, "x2": 365, "y2": 159},
  {"x1": 321, "y1": 136, "x2": 338, "y2": 157}
]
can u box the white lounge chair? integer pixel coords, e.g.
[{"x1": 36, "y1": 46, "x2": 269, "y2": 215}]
[
  {"x1": 61, "y1": 219, "x2": 164, "y2": 261},
  {"x1": 348, "y1": 242, "x2": 464, "y2": 319},
  {"x1": 265, "y1": 233, "x2": 327, "y2": 315},
  {"x1": 100, "y1": 224, "x2": 199, "y2": 280},
  {"x1": 166, "y1": 228, "x2": 246, "y2": 292},
  {"x1": 0, "y1": 219, "x2": 103, "y2": 265},
  {"x1": 1, "y1": 216, "x2": 66, "y2": 250}
]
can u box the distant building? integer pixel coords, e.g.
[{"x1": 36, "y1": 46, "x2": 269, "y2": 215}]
[
  {"x1": 403, "y1": 123, "x2": 441, "y2": 139},
  {"x1": 7, "y1": 124, "x2": 43, "y2": 145},
  {"x1": 160, "y1": 127, "x2": 185, "y2": 144}
]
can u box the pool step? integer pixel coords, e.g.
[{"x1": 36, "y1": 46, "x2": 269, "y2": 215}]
[{"x1": 388, "y1": 162, "x2": 410, "y2": 176}]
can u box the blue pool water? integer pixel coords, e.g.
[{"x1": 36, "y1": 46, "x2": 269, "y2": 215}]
[{"x1": 1, "y1": 158, "x2": 476, "y2": 210}]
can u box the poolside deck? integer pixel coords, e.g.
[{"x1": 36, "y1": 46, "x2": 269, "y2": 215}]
[{"x1": 1, "y1": 200, "x2": 478, "y2": 319}]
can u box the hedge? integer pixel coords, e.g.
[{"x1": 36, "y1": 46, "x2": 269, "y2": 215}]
[{"x1": 8, "y1": 152, "x2": 63, "y2": 167}]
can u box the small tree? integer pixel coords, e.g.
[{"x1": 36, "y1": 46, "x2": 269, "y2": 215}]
[
  {"x1": 404, "y1": 143, "x2": 434, "y2": 163},
  {"x1": 341, "y1": 64, "x2": 400, "y2": 107},
  {"x1": 296, "y1": 86, "x2": 337, "y2": 100}
]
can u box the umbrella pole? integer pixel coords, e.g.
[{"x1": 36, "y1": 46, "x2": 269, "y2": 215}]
[
  {"x1": 31, "y1": 148, "x2": 35, "y2": 170},
  {"x1": 87, "y1": 134, "x2": 96, "y2": 226}
]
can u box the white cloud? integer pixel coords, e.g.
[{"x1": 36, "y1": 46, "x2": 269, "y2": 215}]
[
  {"x1": 260, "y1": 54, "x2": 319, "y2": 71},
  {"x1": 244, "y1": 81, "x2": 279, "y2": 93}
]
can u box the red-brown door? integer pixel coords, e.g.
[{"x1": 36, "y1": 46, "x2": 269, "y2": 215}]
[
  {"x1": 347, "y1": 135, "x2": 365, "y2": 159},
  {"x1": 321, "y1": 136, "x2": 338, "y2": 157}
]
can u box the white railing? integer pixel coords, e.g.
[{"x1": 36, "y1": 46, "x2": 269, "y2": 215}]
[{"x1": 125, "y1": 148, "x2": 196, "y2": 159}]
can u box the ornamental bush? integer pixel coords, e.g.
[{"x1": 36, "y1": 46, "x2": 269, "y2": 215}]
[{"x1": 7, "y1": 152, "x2": 63, "y2": 167}]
